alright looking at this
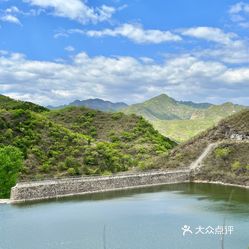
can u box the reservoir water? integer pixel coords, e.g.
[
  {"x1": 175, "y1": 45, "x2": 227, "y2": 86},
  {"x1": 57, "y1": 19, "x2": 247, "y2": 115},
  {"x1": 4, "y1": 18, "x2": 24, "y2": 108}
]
[{"x1": 0, "y1": 183, "x2": 248, "y2": 249}]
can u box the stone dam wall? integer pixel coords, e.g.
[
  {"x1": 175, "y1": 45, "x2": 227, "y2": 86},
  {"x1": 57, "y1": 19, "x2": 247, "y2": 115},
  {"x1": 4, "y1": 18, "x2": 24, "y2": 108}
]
[{"x1": 10, "y1": 170, "x2": 190, "y2": 203}]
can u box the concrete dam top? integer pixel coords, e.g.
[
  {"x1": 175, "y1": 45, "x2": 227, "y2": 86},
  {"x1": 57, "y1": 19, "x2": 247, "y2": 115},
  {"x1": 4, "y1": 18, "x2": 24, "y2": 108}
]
[{"x1": 10, "y1": 170, "x2": 191, "y2": 203}]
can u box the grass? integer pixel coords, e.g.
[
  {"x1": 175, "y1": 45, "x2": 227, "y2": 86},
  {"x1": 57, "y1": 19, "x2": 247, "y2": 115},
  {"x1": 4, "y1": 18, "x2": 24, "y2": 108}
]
[{"x1": 151, "y1": 119, "x2": 216, "y2": 142}]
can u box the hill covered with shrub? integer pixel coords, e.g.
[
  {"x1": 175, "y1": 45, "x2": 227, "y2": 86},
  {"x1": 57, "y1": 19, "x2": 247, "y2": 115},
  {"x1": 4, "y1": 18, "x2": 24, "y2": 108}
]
[
  {"x1": 48, "y1": 98, "x2": 128, "y2": 112},
  {"x1": 122, "y1": 94, "x2": 247, "y2": 142},
  {"x1": 157, "y1": 109, "x2": 249, "y2": 185},
  {"x1": 0, "y1": 95, "x2": 176, "y2": 197},
  {"x1": 0, "y1": 95, "x2": 48, "y2": 113}
]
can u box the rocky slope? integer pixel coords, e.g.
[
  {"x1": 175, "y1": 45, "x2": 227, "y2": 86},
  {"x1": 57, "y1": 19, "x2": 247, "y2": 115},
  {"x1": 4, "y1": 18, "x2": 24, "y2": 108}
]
[{"x1": 157, "y1": 110, "x2": 249, "y2": 185}]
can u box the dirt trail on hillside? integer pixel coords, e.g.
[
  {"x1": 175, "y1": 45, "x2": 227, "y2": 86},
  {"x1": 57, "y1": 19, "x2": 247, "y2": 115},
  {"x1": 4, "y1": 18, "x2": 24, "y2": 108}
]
[{"x1": 190, "y1": 143, "x2": 218, "y2": 170}]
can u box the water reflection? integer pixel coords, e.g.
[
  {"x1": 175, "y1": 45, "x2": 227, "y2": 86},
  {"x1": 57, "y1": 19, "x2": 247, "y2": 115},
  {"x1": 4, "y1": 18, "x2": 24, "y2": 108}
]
[
  {"x1": 1, "y1": 183, "x2": 248, "y2": 249},
  {"x1": 15, "y1": 183, "x2": 249, "y2": 216}
]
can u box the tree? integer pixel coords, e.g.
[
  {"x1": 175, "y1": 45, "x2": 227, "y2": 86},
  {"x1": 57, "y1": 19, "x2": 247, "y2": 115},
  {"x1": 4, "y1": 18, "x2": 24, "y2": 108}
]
[{"x1": 0, "y1": 146, "x2": 23, "y2": 198}]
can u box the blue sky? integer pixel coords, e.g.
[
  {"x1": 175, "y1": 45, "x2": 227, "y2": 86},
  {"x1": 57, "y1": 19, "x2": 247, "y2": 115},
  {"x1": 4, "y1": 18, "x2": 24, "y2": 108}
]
[{"x1": 1, "y1": 0, "x2": 249, "y2": 106}]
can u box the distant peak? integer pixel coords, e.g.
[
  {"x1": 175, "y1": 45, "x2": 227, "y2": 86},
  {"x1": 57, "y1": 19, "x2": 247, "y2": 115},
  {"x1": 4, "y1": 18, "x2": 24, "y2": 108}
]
[
  {"x1": 157, "y1": 93, "x2": 172, "y2": 98},
  {"x1": 222, "y1": 102, "x2": 234, "y2": 105},
  {"x1": 147, "y1": 93, "x2": 177, "y2": 104}
]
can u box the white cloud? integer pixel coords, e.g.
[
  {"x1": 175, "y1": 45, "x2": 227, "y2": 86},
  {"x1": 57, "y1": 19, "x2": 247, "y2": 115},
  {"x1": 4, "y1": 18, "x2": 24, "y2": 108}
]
[
  {"x1": 0, "y1": 14, "x2": 21, "y2": 25},
  {"x1": 181, "y1": 27, "x2": 236, "y2": 45},
  {"x1": 0, "y1": 5, "x2": 23, "y2": 25},
  {"x1": 1, "y1": 51, "x2": 249, "y2": 106},
  {"x1": 180, "y1": 26, "x2": 249, "y2": 64},
  {"x1": 229, "y1": 2, "x2": 249, "y2": 14},
  {"x1": 193, "y1": 43, "x2": 249, "y2": 64},
  {"x1": 64, "y1": 46, "x2": 75, "y2": 52},
  {"x1": 219, "y1": 68, "x2": 249, "y2": 83},
  {"x1": 67, "y1": 23, "x2": 182, "y2": 44},
  {"x1": 23, "y1": 0, "x2": 116, "y2": 24},
  {"x1": 5, "y1": 6, "x2": 20, "y2": 14},
  {"x1": 229, "y1": 2, "x2": 249, "y2": 28}
]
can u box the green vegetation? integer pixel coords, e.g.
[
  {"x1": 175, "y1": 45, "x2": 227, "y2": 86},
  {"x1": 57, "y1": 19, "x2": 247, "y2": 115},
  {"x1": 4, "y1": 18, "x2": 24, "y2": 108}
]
[
  {"x1": 0, "y1": 94, "x2": 47, "y2": 113},
  {"x1": 0, "y1": 146, "x2": 23, "y2": 198},
  {"x1": 121, "y1": 94, "x2": 247, "y2": 142},
  {"x1": 83, "y1": 142, "x2": 132, "y2": 174},
  {"x1": 156, "y1": 109, "x2": 249, "y2": 185},
  {"x1": 231, "y1": 161, "x2": 242, "y2": 172},
  {"x1": 214, "y1": 147, "x2": 231, "y2": 159},
  {"x1": 1, "y1": 94, "x2": 248, "y2": 196},
  {"x1": 122, "y1": 94, "x2": 197, "y2": 120},
  {"x1": 152, "y1": 119, "x2": 215, "y2": 142},
  {"x1": 198, "y1": 143, "x2": 249, "y2": 184},
  {"x1": 0, "y1": 95, "x2": 176, "y2": 196}
]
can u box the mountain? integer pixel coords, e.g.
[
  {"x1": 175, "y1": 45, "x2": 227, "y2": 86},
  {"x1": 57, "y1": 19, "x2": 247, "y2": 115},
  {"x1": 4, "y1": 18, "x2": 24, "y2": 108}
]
[
  {"x1": 121, "y1": 94, "x2": 200, "y2": 120},
  {"x1": 178, "y1": 100, "x2": 212, "y2": 109},
  {"x1": 122, "y1": 94, "x2": 247, "y2": 142},
  {"x1": 190, "y1": 102, "x2": 245, "y2": 120},
  {"x1": 49, "y1": 98, "x2": 128, "y2": 112},
  {"x1": 0, "y1": 94, "x2": 48, "y2": 113},
  {"x1": 157, "y1": 109, "x2": 249, "y2": 185},
  {"x1": 0, "y1": 95, "x2": 176, "y2": 197}
]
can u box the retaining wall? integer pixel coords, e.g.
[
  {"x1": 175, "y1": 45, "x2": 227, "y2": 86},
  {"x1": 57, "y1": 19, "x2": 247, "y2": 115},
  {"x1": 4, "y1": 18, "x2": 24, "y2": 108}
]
[{"x1": 10, "y1": 170, "x2": 190, "y2": 203}]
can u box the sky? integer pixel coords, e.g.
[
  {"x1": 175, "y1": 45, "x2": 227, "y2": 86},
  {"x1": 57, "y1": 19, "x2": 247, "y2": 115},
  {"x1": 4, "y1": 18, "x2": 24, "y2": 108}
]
[{"x1": 1, "y1": 0, "x2": 249, "y2": 106}]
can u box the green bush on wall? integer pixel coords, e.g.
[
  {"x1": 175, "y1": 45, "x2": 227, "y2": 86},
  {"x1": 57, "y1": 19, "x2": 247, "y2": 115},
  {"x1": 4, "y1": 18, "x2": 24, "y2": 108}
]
[{"x1": 0, "y1": 146, "x2": 23, "y2": 198}]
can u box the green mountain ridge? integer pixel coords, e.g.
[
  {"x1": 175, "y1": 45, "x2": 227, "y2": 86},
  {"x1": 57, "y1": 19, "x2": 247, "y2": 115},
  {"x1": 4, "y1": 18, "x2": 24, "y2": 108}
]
[
  {"x1": 48, "y1": 98, "x2": 128, "y2": 112},
  {"x1": 0, "y1": 94, "x2": 248, "y2": 197},
  {"x1": 190, "y1": 102, "x2": 244, "y2": 120},
  {"x1": 0, "y1": 95, "x2": 176, "y2": 197},
  {"x1": 178, "y1": 100, "x2": 212, "y2": 109},
  {"x1": 122, "y1": 94, "x2": 247, "y2": 142},
  {"x1": 122, "y1": 94, "x2": 199, "y2": 120},
  {"x1": 0, "y1": 95, "x2": 48, "y2": 113},
  {"x1": 122, "y1": 94, "x2": 246, "y2": 121}
]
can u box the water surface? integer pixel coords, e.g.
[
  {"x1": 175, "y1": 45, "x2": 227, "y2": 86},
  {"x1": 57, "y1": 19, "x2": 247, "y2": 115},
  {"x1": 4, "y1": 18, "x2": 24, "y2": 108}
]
[{"x1": 0, "y1": 183, "x2": 248, "y2": 249}]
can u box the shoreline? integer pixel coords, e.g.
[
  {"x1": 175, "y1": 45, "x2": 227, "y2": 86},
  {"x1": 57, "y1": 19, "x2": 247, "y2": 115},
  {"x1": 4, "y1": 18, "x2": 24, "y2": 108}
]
[
  {"x1": 0, "y1": 199, "x2": 11, "y2": 204},
  {"x1": 10, "y1": 170, "x2": 190, "y2": 204},
  {"x1": 10, "y1": 180, "x2": 190, "y2": 204},
  {"x1": 192, "y1": 180, "x2": 249, "y2": 189},
  {"x1": 1, "y1": 178, "x2": 248, "y2": 205}
]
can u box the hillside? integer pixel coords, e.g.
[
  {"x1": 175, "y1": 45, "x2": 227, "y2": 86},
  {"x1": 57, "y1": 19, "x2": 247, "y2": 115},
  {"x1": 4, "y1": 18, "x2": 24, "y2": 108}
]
[
  {"x1": 157, "y1": 109, "x2": 249, "y2": 185},
  {"x1": 0, "y1": 96, "x2": 176, "y2": 197},
  {"x1": 178, "y1": 100, "x2": 212, "y2": 109},
  {"x1": 191, "y1": 102, "x2": 244, "y2": 120},
  {"x1": 122, "y1": 94, "x2": 247, "y2": 142},
  {"x1": 151, "y1": 119, "x2": 215, "y2": 143},
  {"x1": 122, "y1": 94, "x2": 198, "y2": 120},
  {"x1": 46, "y1": 107, "x2": 175, "y2": 163},
  {"x1": 49, "y1": 98, "x2": 128, "y2": 112},
  {"x1": 152, "y1": 102, "x2": 245, "y2": 142},
  {"x1": 0, "y1": 95, "x2": 48, "y2": 113}
]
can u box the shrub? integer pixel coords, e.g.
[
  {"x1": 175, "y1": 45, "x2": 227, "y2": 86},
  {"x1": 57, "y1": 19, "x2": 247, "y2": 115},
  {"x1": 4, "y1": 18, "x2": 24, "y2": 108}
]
[
  {"x1": 5, "y1": 128, "x2": 13, "y2": 139},
  {"x1": 0, "y1": 146, "x2": 23, "y2": 198},
  {"x1": 121, "y1": 132, "x2": 133, "y2": 141},
  {"x1": 231, "y1": 161, "x2": 242, "y2": 172},
  {"x1": 111, "y1": 112, "x2": 123, "y2": 120},
  {"x1": 67, "y1": 167, "x2": 76, "y2": 175},
  {"x1": 39, "y1": 163, "x2": 51, "y2": 173},
  {"x1": 65, "y1": 156, "x2": 78, "y2": 168},
  {"x1": 84, "y1": 142, "x2": 132, "y2": 173},
  {"x1": 215, "y1": 147, "x2": 231, "y2": 159}
]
